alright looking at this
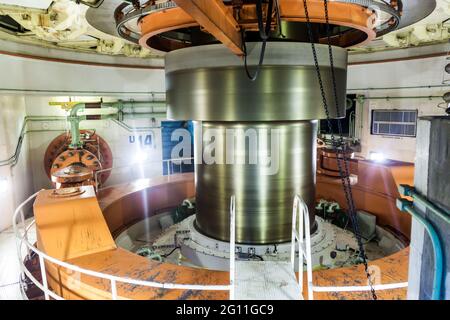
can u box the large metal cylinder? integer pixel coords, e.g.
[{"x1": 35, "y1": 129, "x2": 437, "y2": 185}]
[
  {"x1": 194, "y1": 121, "x2": 317, "y2": 244},
  {"x1": 166, "y1": 42, "x2": 347, "y2": 122},
  {"x1": 165, "y1": 42, "x2": 348, "y2": 244}
]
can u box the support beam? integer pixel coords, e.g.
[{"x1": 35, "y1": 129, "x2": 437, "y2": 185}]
[{"x1": 172, "y1": 0, "x2": 244, "y2": 56}]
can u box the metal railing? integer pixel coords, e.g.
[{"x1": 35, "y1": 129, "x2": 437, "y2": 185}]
[
  {"x1": 12, "y1": 189, "x2": 231, "y2": 300},
  {"x1": 12, "y1": 190, "x2": 408, "y2": 300},
  {"x1": 297, "y1": 193, "x2": 409, "y2": 297},
  {"x1": 229, "y1": 195, "x2": 236, "y2": 300},
  {"x1": 94, "y1": 157, "x2": 194, "y2": 192},
  {"x1": 292, "y1": 195, "x2": 314, "y2": 300}
]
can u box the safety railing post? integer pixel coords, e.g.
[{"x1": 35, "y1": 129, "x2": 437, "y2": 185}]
[
  {"x1": 291, "y1": 197, "x2": 297, "y2": 269},
  {"x1": 292, "y1": 195, "x2": 313, "y2": 300},
  {"x1": 111, "y1": 279, "x2": 118, "y2": 300},
  {"x1": 38, "y1": 255, "x2": 50, "y2": 300},
  {"x1": 20, "y1": 208, "x2": 27, "y2": 244},
  {"x1": 229, "y1": 195, "x2": 236, "y2": 300},
  {"x1": 94, "y1": 172, "x2": 99, "y2": 192},
  {"x1": 12, "y1": 190, "x2": 407, "y2": 301},
  {"x1": 301, "y1": 200, "x2": 313, "y2": 300},
  {"x1": 298, "y1": 197, "x2": 304, "y2": 295}
]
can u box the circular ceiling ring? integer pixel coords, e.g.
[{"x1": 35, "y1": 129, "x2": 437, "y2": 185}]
[
  {"x1": 115, "y1": 1, "x2": 179, "y2": 44},
  {"x1": 115, "y1": 0, "x2": 402, "y2": 52},
  {"x1": 331, "y1": 0, "x2": 401, "y2": 36}
]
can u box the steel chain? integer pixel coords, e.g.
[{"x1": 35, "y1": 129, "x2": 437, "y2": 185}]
[{"x1": 303, "y1": 0, "x2": 378, "y2": 300}]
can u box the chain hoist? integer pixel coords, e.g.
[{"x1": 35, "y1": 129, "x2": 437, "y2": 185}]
[{"x1": 302, "y1": 0, "x2": 378, "y2": 300}]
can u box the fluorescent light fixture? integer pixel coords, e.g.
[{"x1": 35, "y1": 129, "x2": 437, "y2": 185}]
[{"x1": 369, "y1": 152, "x2": 386, "y2": 163}]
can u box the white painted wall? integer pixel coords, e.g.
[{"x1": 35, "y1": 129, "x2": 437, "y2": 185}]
[
  {"x1": 0, "y1": 53, "x2": 165, "y2": 95},
  {"x1": 24, "y1": 95, "x2": 164, "y2": 191},
  {"x1": 0, "y1": 96, "x2": 34, "y2": 231},
  {"x1": 0, "y1": 52, "x2": 167, "y2": 229},
  {"x1": 0, "y1": 0, "x2": 53, "y2": 9},
  {"x1": 348, "y1": 56, "x2": 448, "y2": 91},
  {"x1": 348, "y1": 55, "x2": 449, "y2": 163},
  {"x1": 0, "y1": 46, "x2": 448, "y2": 230},
  {"x1": 355, "y1": 98, "x2": 445, "y2": 163}
]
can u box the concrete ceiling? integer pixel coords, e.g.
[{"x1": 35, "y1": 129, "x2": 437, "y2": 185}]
[
  {"x1": 353, "y1": 0, "x2": 450, "y2": 53},
  {"x1": 0, "y1": 0, "x2": 448, "y2": 61},
  {"x1": 0, "y1": 0, "x2": 52, "y2": 10}
]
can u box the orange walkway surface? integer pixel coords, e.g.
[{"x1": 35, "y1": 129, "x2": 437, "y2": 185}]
[{"x1": 33, "y1": 161, "x2": 412, "y2": 299}]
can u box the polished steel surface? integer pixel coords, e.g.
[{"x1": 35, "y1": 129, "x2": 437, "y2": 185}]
[
  {"x1": 166, "y1": 43, "x2": 347, "y2": 121},
  {"x1": 396, "y1": 0, "x2": 436, "y2": 30},
  {"x1": 164, "y1": 42, "x2": 346, "y2": 244},
  {"x1": 86, "y1": 0, "x2": 123, "y2": 39},
  {"x1": 194, "y1": 121, "x2": 317, "y2": 244},
  {"x1": 165, "y1": 42, "x2": 348, "y2": 72}
]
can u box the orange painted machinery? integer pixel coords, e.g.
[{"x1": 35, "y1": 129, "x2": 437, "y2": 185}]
[
  {"x1": 44, "y1": 130, "x2": 113, "y2": 188},
  {"x1": 27, "y1": 154, "x2": 414, "y2": 300},
  {"x1": 23, "y1": 0, "x2": 418, "y2": 301},
  {"x1": 115, "y1": 0, "x2": 402, "y2": 55},
  {"x1": 317, "y1": 148, "x2": 414, "y2": 238}
]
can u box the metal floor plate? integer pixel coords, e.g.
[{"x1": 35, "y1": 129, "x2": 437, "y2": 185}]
[{"x1": 234, "y1": 261, "x2": 302, "y2": 300}]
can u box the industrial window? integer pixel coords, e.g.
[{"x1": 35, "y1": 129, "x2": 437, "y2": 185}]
[{"x1": 371, "y1": 110, "x2": 418, "y2": 137}]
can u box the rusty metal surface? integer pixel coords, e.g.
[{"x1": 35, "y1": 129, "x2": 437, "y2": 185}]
[
  {"x1": 317, "y1": 159, "x2": 414, "y2": 238},
  {"x1": 34, "y1": 186, "x2": 116, "y2": 262},
  {"x1": 138, "y1": 0, "x2": 376, "y2": 53},
  {"x1": 51, "y1": 165, "x2": 95, "y2": 189},
  {"x1": 44, "y1": 131, "x2": 113, "y2": 185},
  {"x1": 98, "y1": 173, "x2": 195, "y2": 236},
  {"x1": 34, "y1": 171, "x2": 409, "y2": 300},
  {"x1": 317, "y1": 148, "x2": 358, "y2": 177},
  {"x1": 307, "y1": 248, "x2": 409, "y2": 300}
]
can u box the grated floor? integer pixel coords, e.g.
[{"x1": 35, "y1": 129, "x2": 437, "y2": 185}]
[{"x1": 234, "y1": 260, "x2": 302, "y2": 300}]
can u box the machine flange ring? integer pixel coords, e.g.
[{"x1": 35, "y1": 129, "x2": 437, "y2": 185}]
[{"x1": 114, "y1": 0, "x2": 401, "y2": 52}]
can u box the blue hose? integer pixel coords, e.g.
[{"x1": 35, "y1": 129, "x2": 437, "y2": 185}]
[{"x1": 397, "y1": 198, "x2": 444, "y2": 300}]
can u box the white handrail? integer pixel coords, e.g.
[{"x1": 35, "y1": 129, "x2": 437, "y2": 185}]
[
  {"x1": 12, "y1": 189, "x2": 231, "y2": 301},
  {"x1": 312, "y1": 282, "x2": 408, "y2": 292},
  {"x1": 292, "y1": 195, "x2": 314, "y2": 300},
  {"x1": 229, "y1": 195, "x2": 236, "y2": 300},
  {"x1": 292, "y1": 195, "x2": 409, "y2": 298},
  {"x1": 12, "y1": 190, "x2": 408, "y2": 300}
]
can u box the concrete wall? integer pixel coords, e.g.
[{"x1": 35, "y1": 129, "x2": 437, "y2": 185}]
[
  {"x1": 348, "y1": 55, "x2": 449, "y2": 163},
  {"x1": 0, "y1": 96, "x2": 34, "y2": 231},
  {"x1": 24, "y1": 96, "x2": 164, "y2": 191},
  {"x1": 356, "y1": 97, "x2": 445, "y2": 163},
  {"x1": 408, "y1": 117, "x2": 450, "y2": 300},
  {"x1": 0, "y1": 93, "x2": 166, "y2": 231},
  {"x1": 0, "y1": 45, "x2": 449, "y2": 230},
  {"x1": 0, "y1": 51, "x2": 165, "y2": 95},
  {"x1": 0, "y1": 52, "x2": 167, "y2": 229}
]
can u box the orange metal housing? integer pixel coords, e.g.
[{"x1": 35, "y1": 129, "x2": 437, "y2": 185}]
[
  {"x1": 138, "y1": 0, "x2": 376, "y2": 55},
  {"x1": 317, "y1": 158, "x2": 414, "y2": 237},
  {"x1": 44, "y1": 131, "x2": 113, "y2": 186},
  {"x1": 31, "y1": 156, "x2": 413, "y2": 299}
]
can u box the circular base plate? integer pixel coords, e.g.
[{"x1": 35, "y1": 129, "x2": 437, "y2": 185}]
[{"x1": 152, "y1": 215, "x2": 342, "y2": 271}]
